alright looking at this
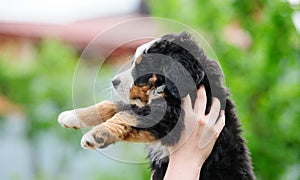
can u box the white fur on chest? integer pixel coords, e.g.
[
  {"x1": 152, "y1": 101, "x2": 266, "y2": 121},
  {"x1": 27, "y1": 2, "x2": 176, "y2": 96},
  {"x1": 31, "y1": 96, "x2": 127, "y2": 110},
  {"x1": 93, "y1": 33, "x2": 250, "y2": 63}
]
[{"x1": 146, "y1": 141, "x2": 169, "y2": 166}]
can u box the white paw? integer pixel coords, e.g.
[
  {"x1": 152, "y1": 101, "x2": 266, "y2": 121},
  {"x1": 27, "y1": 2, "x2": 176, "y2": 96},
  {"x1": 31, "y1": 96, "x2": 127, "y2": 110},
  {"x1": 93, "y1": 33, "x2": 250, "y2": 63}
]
[
  {"x1": 81, "y1": 131, "x2": 97, "y2": 150},
  {"x1": 58, "y1": 110, "x2": 81, "y2": 129}
]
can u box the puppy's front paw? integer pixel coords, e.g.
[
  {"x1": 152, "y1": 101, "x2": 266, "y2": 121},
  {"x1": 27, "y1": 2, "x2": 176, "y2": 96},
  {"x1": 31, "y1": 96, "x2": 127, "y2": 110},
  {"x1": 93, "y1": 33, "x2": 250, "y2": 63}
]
[
  {"x1": 81, "y1": 126, "x2": 117, "y2": 149},
  {"x1": 58, "y1": 110, "x2": 82, "y2": 129}
]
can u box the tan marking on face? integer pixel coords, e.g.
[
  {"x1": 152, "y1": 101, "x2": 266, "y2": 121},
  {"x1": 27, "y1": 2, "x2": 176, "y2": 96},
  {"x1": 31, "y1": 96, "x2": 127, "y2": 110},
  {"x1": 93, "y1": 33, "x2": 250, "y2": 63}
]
[
  {"x1": 136, "y1": 55, "x2": 142, "y2": 64},
  {"x1": 129, "y1": 85, "x2": 150, "y2": 104},
  {"x1": 129, "y1": 74, "x2": 159, "y2": 106},
  {"x1": 149, "y1": 74, "x2": 157, "y2": 86}
]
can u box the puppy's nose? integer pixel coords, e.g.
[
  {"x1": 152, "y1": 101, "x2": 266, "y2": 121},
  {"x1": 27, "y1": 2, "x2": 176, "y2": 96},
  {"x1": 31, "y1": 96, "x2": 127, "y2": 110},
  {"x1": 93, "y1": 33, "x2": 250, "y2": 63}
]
[{"x1": 112, "y1": 79, "x2": 121, "y2": 88}]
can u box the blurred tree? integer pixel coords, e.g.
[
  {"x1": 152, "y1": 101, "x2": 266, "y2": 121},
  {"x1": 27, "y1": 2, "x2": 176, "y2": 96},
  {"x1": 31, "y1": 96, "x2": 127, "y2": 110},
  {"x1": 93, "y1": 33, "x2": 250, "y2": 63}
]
[
  {"x1": 148, "y1": 0, "x2": 300, "y2": 179},
  {"x1": 0, "y1": 40, "x2": 81, "y2": 176},
  {"x1": 0, "y1": 40, "x2": 78, "y2": 134},
  {"x1": 0, "y1": 39, "x2": 152, "y2": 179}
]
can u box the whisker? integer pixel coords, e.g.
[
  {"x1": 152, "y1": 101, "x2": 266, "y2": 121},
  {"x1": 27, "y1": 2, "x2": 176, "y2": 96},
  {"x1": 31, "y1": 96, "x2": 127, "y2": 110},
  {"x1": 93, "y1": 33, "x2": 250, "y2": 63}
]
[
  {"x1": 102, "y1": 84, "x2": 114, "y2": 100},
  {"x1": 103, "y1": 86, "x2": 112, "y2": 92}
]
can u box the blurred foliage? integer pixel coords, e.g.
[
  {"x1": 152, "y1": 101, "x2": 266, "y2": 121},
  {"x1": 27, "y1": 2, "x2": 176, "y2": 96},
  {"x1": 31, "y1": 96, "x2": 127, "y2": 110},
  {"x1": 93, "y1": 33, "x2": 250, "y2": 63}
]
[
  {"x1": 0, "y1": 40, "x2": 78, "y2": 138},
  {"x1": 148, "y1": 0, "x2": 300, "y2": 179},
  {"x1": 0, "y1": 40, "x2": 83, "y2": 178},
  {"x1": 0, "y1": 40, "x2": 151, "y2": 179}
]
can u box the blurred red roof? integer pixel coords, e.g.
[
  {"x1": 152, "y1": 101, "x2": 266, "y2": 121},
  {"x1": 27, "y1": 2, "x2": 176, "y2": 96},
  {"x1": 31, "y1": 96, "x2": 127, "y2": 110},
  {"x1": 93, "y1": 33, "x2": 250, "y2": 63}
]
[{"x1": 0, "y1": 14, "x2": 157, "y2": 56}]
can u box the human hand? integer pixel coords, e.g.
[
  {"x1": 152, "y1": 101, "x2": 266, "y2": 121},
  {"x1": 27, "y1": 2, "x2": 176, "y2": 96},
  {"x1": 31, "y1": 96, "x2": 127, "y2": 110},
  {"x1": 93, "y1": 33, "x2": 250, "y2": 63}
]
[{"x1": 164, "y1": 86, "x2": 225, "y2": 180}]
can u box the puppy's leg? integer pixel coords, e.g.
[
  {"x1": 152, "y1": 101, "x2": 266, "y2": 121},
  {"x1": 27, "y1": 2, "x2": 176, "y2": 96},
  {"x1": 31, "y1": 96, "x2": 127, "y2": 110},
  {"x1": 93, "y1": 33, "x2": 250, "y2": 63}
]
[
  {"x1": 81, "y1": 112, "x2": 156, "y2": 149},
  {"x1": 58, "y1": 101, "x2": 118, "y2": 129}
]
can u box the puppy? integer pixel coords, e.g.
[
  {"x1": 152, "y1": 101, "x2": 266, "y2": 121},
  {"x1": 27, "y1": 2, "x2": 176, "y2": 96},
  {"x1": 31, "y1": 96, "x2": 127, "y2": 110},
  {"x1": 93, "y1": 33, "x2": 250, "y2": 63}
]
[{"x1": 58, "y1": 32, "x2": 255, "y2": 180}]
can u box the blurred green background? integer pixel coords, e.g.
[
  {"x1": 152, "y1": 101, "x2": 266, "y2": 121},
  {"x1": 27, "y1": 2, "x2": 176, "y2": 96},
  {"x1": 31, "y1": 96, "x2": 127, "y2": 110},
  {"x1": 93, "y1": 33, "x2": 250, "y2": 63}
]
[{"x1": 0, "y1": 0, "x2": 299, "y2": 180}]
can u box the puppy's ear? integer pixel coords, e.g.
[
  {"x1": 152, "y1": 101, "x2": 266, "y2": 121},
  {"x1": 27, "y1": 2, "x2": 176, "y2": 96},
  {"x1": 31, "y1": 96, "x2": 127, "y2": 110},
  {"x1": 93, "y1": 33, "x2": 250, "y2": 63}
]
[{"x1": 163, "y1": 61, "x2": 202, "y2": 99}]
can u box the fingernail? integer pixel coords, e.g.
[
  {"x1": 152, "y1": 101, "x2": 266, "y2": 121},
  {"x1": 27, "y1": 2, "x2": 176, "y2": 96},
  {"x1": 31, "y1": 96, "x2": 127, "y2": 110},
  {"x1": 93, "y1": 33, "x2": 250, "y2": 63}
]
[{"x1": 198, "y1": 86, "x2": 205, "y2": 97}]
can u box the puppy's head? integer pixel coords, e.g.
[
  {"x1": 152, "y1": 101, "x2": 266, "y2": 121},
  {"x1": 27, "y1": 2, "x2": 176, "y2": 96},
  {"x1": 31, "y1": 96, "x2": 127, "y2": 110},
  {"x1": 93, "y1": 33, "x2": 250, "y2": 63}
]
[{"x1": 113, "y1": 32, "x2": 207, "y2": 107}]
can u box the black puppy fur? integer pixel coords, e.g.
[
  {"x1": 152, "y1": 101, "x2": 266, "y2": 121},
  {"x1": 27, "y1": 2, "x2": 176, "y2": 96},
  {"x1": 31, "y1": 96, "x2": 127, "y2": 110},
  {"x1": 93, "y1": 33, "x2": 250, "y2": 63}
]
[{"x1": 117, "y1": 32, "x2": 255, "y2": 180}]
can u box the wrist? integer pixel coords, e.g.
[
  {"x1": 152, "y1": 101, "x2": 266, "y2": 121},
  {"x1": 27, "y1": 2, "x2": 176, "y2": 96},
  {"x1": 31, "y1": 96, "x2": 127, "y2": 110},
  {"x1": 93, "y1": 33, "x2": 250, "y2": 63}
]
[
  {"x1": 169, "y1": 155, "x2": 204, "y2": 171},
  {"x1": 169, "y1": 152, "x2": 206, "y2": 169},
  {"x1": 164, "y1": 157, "x2": 202, "y2": 180}
]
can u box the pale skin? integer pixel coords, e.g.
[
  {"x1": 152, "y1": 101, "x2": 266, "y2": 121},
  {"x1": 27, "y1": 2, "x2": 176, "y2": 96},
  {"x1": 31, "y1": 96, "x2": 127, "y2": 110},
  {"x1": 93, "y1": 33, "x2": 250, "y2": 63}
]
[{"x1": 162, "y1": 86, "x2": 225, "y2": 180}]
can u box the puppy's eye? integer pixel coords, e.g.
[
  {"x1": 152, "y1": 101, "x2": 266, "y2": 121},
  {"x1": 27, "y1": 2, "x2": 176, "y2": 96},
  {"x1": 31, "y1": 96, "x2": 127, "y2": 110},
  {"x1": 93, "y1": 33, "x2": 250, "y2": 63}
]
[{"x1": 133, "y1": 82, "x2": 146, "y2": 86}]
